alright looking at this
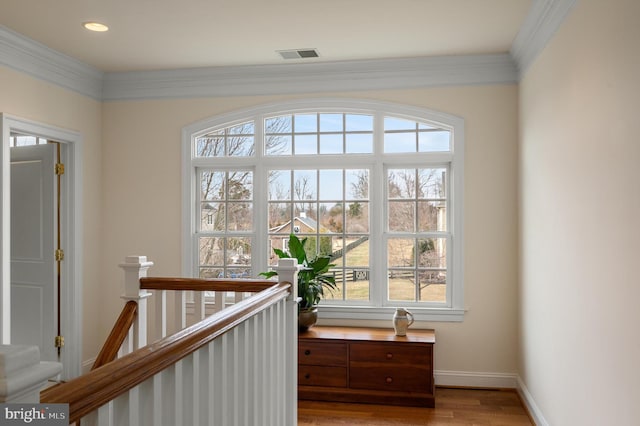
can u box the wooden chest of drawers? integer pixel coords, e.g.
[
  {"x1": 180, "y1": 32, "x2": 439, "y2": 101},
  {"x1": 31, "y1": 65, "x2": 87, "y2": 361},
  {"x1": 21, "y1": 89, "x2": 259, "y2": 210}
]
[{"x1": 298, "y1": 326, "x2": 435, "y2": 407}]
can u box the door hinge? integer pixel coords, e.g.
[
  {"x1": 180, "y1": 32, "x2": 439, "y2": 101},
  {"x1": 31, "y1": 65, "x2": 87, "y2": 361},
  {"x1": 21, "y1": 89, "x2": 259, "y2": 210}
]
[
  {"x1": 55, "y1": 335, "x2": 65, "y2": 348},
  {"x1": 55, "y1": 249, "x2": 64, "y2": 262},
  {"x1": 55, "y1": 163, "x2": 65, "y2": 175}
]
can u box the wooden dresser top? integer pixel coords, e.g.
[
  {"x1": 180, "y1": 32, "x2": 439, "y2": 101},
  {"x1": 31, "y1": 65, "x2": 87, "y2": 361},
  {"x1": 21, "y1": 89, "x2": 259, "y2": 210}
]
[{"x1": 299, "y1": 326, "x2": 435, "y2": 344}]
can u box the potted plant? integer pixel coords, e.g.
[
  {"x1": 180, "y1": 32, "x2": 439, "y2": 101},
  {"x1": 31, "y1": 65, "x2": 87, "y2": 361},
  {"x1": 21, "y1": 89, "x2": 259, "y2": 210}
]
[{"x1": 260, "y1": 233, "x2": 337, "y2": 330}]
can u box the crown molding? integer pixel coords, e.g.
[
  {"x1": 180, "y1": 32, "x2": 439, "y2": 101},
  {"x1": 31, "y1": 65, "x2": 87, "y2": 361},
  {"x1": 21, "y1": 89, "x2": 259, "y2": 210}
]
[
  {"x1": 1, "y1": 0, "x2": 579, "y2": 102},
  {"x1": 102, "y1": 54, "x2": 517, "y2": 101},
  {"x1": 0, "y1": 25, "x2": 103, "y2": 100},
  {"x1": 511, "y1": 0, "x2": 578, "y2": 77}
]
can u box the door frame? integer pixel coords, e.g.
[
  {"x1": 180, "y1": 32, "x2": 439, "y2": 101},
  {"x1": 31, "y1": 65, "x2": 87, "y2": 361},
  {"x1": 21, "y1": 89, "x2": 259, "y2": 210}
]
[{"x1": 0, "y1": 113, "x2": 82, "y2": 379}]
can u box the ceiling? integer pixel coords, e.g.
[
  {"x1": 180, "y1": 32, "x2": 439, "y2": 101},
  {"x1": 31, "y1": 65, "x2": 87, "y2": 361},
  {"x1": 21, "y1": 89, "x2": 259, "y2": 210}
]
[{"x1": 0, "y1": 0, "x2": 532, "y2": 73}]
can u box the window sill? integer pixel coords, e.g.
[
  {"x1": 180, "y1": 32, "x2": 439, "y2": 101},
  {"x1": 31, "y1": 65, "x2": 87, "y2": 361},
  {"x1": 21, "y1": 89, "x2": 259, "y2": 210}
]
[
  {"x1": 190, "y1": 301, "x2": 465, "y2": 322},
  {"x1": 317, "y1": 305, "x2": 465, "y2": 322}
]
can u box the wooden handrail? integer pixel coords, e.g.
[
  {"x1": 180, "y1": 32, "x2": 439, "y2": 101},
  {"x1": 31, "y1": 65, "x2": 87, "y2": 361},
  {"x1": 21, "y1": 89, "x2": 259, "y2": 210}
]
[
  {"x1": 40, "y1": 281, "x2": 291, "y2": 424},
  {"x1": 91, "y1": 300, "x2": 138, "y2": 370},
  {"x1": 140, "y1": 277, "x2": 277, "y2": 292}
]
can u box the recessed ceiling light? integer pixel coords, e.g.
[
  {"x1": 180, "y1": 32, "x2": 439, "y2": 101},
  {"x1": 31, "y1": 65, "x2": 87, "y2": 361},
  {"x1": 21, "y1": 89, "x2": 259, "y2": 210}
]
[{"x1": 83, "y1": 22, "x2": 109, "y2": 32}]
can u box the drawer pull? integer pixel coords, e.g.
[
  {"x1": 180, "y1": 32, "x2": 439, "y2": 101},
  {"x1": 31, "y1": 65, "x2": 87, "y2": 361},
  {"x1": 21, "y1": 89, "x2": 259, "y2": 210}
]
[
  {"x1": 305, "y1": 373, "x2": 311, "y2": 380},
  {"x1": 304, "y1": 349, "x2": 311, "y2": 356},
  {"x1": 386, "y1": 352, "x2": 393, "y2": 360},
  {"x1": 385, "y1": 376, "x2": 393, "y2": 384}
]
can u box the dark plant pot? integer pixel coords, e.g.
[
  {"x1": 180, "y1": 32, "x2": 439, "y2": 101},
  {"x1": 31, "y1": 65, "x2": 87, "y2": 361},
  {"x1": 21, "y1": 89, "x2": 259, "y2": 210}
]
[{"x1": 298, "y1": 307, "x2": 318, "y2": 331}]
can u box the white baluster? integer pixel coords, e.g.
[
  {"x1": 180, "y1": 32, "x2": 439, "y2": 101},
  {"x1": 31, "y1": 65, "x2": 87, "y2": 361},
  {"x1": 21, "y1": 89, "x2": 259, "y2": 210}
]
[
  {"x1": 213, "y1": 291, "x2": 224, "y2": 313},
  {"x1": 174, "y1": 291, "x2": 186, "y2": 333},
  {"x1": 194, "y1": 291, "x2": 205, "y2": 321},
  {"x1": 154, "y1": 289, "x2": 167, "y2": 340}
]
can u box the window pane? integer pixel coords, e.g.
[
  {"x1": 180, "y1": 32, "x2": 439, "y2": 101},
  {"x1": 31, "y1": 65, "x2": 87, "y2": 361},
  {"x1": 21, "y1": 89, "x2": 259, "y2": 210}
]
[
  {"x1": 418, "y1": 201, "x2": 445, "y2": 232},
  {"x1": 199, "y1": 237, "x2": 224, "y2": 266},
  {"x1": 346, "y1": 270, "x2": 370, "y2": 300},
  {"x1": 200, "y1": 202, "x2": 224, "y2": 231},
  {"x1": 319, "y1": 170, "x2": 343, "y2": 200},
  {"x1": 345, "y1": 202, "x2": 369, "y2": 233},
  {"x1": 201, "y1": 171, "x2": 224, "y2": 201},
  {"x1": 229, "y1": 122, "x2": 254, "y2": 135},
  {"x1": 268, "y1": 170, "x2": 291, "y2": 200},
  {"x1": 265, "y1": 135, "x2": 291, "y2": 155},
  {"x1": 319, "y1": 113, "x2": 343, "y2": 132},
  {"x1": 293, "y1": 170, "x2": 317, "y2": 200},
  {"x1": 294, "y1": 134, "x2": 317, "y2": 155},
  {"x1": 345, "y1": 133, "x2": 373, "y2": 154},
  {"x1": 324, "y1": 271, "x2": 344, "y2": 301},
  {"x1": 388, "y1": 270, "x2": 417, "y2": 302},
  {"x1": 388, "y1": 201, "x2": 415, "y2": 232},
  {"x1": 345, "y1": 237, "x2": 369, "y2": 267},
  {"x1": 418, "y1": 168, "x2": 446, "y2": 198},
  {"x1": 319, "y1": 202, "x2": 343, "y2": 233},
  {"x1": 384, "y1": 117, "x2": 416, "y2": 131},
  {"x1": 195, "y1": 122, "x2": 254, "y2": 157},
  {"x1": 417, "y1": 238, "x2": 446, "y2": 268},
  {"x1": 387, "y1": 238, "x2": 415, "y2": 268},
  {"x1": 346, "y1": 170, "x2": 369, "y2": 200},
  {"x1": 319, "y1": 134, "x2": 342, "y2": 154},
  {"x1": 388, "y1": 169, "x2": 416, "y2": 199},
  {"x1": 227, "y1": 135, "x2": 254, "y2": 157},
  {"x1": 226, "y1": 237, "x2": 252, "y2": 267},
  {"x1": 265, "y1": 115, "x2": 291, "y2": 133},
  {"x1": 294, "y1": 114, "x2": 317, "y2": 132},
  {"x1": 385, "y1": 132, "x2": 416, "y2": 153},
  {"x1": 419, "y1": 271, "x2": 446, "y2": 302},
  {"x1": 419, "y1": 130, "x2": 450, "y2": 152},
  {"x1": 228, "y1": 171, "x2": 252, "y2": 200},
  {"x1": 345, "y1": 114, "x2": 373, "y2": 131},
  {"x1": 227, "y1": 202, "x2": 252, "y2": 231},
  {"x1": 196, "y1": 136, "x2": 224, "y2": 157},
  {"x1": 268, "y1": 202, "x2": 291, "y2": 230}
]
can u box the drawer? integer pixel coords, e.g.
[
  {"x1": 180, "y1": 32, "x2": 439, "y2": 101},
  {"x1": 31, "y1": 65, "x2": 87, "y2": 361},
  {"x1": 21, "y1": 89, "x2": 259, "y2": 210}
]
[
  {"x1": 350, "y1": 365, "x2": 430, "y2": 392},
  {"x1": 298, "y1": 365, "x2": 347, "y2": 387},
  {"x1": 299, "y1": 341, "x2": 347, "y2": 366},
  {"x1": 350, "y1": 342, "x2": 431, "y2": 365}
]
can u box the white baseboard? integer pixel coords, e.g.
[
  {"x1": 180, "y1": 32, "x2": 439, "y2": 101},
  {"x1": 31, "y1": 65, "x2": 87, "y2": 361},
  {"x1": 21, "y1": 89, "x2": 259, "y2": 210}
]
[
  {"x1": 435, "y1": 371, "x2": 548, "y2": 425},
  {"x1": 516, "y1": 376, "x2": 549, "y2": 426},
  {"x1": 435, "y1": 370, "x2": 519, "y2": 389}
]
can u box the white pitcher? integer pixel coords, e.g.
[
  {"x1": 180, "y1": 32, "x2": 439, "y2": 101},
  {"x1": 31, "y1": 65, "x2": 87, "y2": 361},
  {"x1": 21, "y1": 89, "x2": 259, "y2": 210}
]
[{"x1": 392, "y1": 307, "x2": 414, "y2": 336}]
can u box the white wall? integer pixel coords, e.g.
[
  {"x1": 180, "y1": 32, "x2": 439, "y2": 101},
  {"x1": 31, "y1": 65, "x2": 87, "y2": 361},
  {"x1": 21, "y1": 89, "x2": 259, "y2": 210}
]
[
  {"x1": 0, "y1": 66, "x2": 104, "y2": 366},
  {"x1": 101, "y1": 85, "x2": 520, "y2": 379},
  {"x1": 519, "y1": 0, "x2": 640, "y2": 424}
]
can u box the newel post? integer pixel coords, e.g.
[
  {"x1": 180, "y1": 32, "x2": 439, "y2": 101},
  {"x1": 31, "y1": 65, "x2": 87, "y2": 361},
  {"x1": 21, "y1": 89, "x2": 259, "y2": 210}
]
[
  {"x1": 272, "y1": 258, "x2": 299, "y2": 301},
  {"x1": 272, "y1": 258, "x2": 300, "y2": 425},
  {"x1": 119, "y1": 256, "x2": 153, "y2": 351}
]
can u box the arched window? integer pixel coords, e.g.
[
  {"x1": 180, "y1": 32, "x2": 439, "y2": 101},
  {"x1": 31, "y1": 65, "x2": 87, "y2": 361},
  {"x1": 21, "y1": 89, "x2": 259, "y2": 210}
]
[{"x1": 183, "y1": 99, "x2": 464, "y2": 321}]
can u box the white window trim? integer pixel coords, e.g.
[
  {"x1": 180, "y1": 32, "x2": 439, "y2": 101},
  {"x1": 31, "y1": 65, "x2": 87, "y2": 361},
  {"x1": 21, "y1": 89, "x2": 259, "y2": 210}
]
[{"x1": 182, "y1": 98, "x2": 465, "y2": 322}]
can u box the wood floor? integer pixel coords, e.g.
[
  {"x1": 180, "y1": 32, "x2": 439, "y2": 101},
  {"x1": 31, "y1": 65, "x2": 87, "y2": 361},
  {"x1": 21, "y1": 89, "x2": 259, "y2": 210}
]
[{"x1": 298, "y1": 387, "x2": 533, "y2": 426}]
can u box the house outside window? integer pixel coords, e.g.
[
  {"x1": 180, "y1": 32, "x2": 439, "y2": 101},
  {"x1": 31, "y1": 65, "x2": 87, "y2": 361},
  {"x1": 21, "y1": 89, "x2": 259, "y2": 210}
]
[{"x1": 183, "y1": 99, "x2": 464, "y2": 321}]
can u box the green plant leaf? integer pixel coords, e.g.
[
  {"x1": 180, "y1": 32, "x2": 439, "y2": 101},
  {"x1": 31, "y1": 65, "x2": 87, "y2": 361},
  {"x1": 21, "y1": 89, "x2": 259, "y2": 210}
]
[
  {"x1": 272, "y1": 248, "x2": 289, "y2": 259},
  {"x1": 287, "y1": 234, "x2": 308, "y2": 265}
]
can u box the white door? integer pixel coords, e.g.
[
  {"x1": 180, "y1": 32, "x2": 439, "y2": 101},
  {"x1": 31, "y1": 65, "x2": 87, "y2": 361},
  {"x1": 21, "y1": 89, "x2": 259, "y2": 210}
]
[{"x1": 10, "y1": 144, "x2": 57, "y2": 363}]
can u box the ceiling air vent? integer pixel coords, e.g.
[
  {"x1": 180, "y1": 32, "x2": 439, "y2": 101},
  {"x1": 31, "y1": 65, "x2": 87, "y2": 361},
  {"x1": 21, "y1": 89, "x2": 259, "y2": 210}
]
[{"x1": 277, "y1": 49, "x2": 320, "y2": 60}]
